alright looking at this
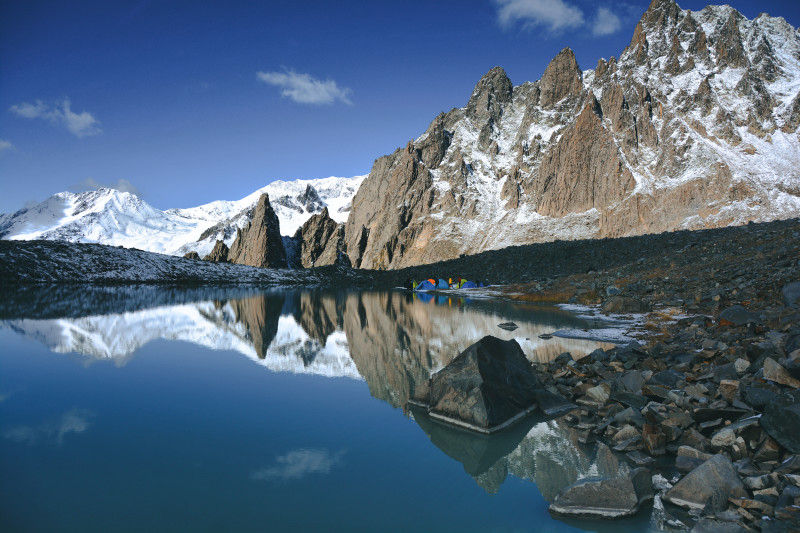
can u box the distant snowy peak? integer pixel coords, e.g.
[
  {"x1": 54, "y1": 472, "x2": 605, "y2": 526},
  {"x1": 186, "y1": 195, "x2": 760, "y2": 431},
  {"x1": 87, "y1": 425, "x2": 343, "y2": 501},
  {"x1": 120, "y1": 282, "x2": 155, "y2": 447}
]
[{"x1": 0, "y1": 176, "x2": 366, "y2": 257}]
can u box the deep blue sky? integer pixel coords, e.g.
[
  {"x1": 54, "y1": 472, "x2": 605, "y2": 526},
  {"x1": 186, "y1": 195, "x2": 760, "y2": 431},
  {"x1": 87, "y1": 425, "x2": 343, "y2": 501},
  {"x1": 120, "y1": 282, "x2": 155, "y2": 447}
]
[{"x1": 2, "y1": 0, "x2": 800, "y2": 213}]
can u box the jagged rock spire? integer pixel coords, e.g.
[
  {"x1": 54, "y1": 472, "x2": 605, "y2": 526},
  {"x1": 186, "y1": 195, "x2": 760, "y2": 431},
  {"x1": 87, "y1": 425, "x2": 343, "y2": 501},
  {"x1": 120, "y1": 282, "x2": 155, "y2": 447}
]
[
  {"x1": 228, "y1": 193, "x2": 287, "y2": 268},
  {"x1": 538, "y1": 48, "x2": 582, "y2": 109},
  {"x1": 466, "y1": 66, "x2": 512, "y2": 124}
]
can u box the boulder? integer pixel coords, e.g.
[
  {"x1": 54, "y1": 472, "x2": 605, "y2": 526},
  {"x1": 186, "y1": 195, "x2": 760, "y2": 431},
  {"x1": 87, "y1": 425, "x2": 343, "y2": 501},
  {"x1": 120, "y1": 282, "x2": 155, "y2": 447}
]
[
  {"x1": 425, "y1": 336, "x2": 543, "y2": 431},
  {"x1": 763, "y1": 357, "x2": 800, "y2": 388},
  {"x1": 549, "y1": 467, "x2": 653, "y2": 518},
  {"x1": 664, "y1": 454, "x2": 747, "y2": 511},
  {"x1": 761, "y1": 398, "x2": 800, "y2": 453},
  {"x1": 228, "y1": 193, "x2": 287, "y2": 268},
  {"x1": 783, "y1": 282, "x2": 800, "y2": 308},
  {"x1": 183, "y1": 251, "x2": 200, "y2": 260},
  {"x1": 719, "y1": 305, "x2": 761, "y2": 326}
]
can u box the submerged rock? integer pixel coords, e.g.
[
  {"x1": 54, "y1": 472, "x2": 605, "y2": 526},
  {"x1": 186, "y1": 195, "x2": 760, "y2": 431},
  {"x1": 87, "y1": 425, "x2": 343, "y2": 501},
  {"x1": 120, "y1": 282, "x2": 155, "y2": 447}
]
[
  {"x1": 549, "y1": 467, "x2": 653, "y2": 518},
  {"x1": 497, "y1": 322, "x2": 518, "y2": 331}
]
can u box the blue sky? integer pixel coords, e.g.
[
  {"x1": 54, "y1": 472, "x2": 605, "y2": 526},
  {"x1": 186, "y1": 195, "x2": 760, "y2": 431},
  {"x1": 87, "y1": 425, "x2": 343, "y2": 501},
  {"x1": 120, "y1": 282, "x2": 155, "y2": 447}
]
[{"x1": 2, "y1": 0, "x2": 799, "y2": 213}]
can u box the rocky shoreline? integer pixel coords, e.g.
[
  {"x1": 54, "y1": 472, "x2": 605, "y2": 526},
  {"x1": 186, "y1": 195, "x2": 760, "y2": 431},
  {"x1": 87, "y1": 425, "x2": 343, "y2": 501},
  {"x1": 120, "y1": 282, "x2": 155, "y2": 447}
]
[{"x1": 485, "y1": 224, "x2": 800, "y2": 530}]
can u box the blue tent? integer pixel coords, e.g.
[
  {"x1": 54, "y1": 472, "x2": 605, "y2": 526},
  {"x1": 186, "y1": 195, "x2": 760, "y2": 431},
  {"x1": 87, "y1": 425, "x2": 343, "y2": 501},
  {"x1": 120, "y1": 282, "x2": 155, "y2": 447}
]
[
  {"x1": 460, "y1": 281, "x2": 477, "y2": 289},
  {"x1": 414, "y1": 279, "x2": 435, "y2": 292},
  {"x1": 436, "y1": 279, "x2": 449, "y2": 289}
]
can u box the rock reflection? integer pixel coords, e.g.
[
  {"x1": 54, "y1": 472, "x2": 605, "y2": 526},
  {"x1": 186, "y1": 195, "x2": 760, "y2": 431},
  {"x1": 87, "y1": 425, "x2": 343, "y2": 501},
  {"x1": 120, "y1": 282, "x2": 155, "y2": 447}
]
[{"x1": 1, "y1": 288, "x2": 622, "y2": 500}]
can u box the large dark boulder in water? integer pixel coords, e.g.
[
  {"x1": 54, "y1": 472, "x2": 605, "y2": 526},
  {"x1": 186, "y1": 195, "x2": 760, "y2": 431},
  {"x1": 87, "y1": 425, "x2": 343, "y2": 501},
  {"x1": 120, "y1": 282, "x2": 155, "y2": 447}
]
[{"x1": 424, "y1": 336, "x2": 544, "y2": 431}]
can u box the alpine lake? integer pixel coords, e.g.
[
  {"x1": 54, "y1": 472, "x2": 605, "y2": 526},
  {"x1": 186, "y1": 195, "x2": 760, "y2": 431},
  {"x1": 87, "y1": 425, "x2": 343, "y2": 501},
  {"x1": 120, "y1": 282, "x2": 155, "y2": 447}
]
[{"x1": 0, "y1": 287, "x2": 653, "y2": 532}]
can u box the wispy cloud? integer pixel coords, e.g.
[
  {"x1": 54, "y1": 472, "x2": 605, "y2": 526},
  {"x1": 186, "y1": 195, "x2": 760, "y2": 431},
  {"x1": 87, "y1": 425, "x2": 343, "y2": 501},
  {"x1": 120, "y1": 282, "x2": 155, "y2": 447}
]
[
  {"x1": 592, "y1": 7, "x2": 622, "y2": 36},
  {"x1": 257, "y1": 69, "x2": 353, "y2": 105},
  {"x1": 494, "y1": 0, "x2": 623, "y2": 37},
  {"x1": 0, "y1": 139, "x2": 13, "y2": 154},
  {"x1": 9, "y1": 98, "x2": 101, "y2": 137},
  {"x1": 251, "y1": 448, "x2": 344, "y2": 481},
  {"x1": 73, "y1": 177, "x2": 140, "y2": 195},
  {"x1": 495, "y1": 0, "x2": 584, "y2": 33},
  {"x1": 3, "y1": 408, "x2": 93, "y2": 445}
]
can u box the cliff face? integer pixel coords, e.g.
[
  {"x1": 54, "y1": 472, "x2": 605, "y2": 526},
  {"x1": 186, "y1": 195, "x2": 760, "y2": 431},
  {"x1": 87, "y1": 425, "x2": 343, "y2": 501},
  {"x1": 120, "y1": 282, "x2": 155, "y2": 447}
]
[
  {"x1": 344, "y1": 0, "x2": 800, "y2": 269},
  {"x1": 293, "y1": 207, "x2": 349, "y2": 268},
  {"x1": 228, "y1": 194, "x2": 287, "y2": 268}
]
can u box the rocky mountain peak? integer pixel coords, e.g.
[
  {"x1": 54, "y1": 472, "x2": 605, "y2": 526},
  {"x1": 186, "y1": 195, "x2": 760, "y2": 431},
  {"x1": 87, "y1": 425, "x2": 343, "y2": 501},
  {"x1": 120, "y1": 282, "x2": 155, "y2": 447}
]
[
  {"x1": 538, "y1": 47, "x2": 582, "y2": 109},
  {"x1": 466, "y1": 66, "x2": 513, "y2": 124},
  {"x1": 296, "y1": 184, "x2": 325, "y2": 213},
  {"x1": 293, "y1": 206, "x2": 349, "y2": 268},
  {"x1": 228, "y1": 193, "x2": 287, "y2": 268}
]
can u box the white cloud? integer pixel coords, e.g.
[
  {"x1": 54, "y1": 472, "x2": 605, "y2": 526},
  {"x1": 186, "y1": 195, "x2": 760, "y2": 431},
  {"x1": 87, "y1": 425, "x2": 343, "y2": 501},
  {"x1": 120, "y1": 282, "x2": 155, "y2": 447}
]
[
  {"x1": 494, "y1": 0, "x2": 623, "y2": 37},
  {"x1": 10, "y1": 98, "x2": 101, "y2": 137},
  {"x1": 257, "y1": 69, "x2": 353, "y2": 105},
  {"x1": 495, "y1": 0, "x2": 584, "y2": 33},
  {"x1": 251, "y1": 449, "x2": 344, "y2": 481},
  {"x1": 592, "y1": 7, "x2": 622, "y2": 36},
  {"x1": 74, "y1": 177, "x2": 140, "y2": 195},
  {"x1": 0, "y1": 139, "x2": 13, "y2": 153}
]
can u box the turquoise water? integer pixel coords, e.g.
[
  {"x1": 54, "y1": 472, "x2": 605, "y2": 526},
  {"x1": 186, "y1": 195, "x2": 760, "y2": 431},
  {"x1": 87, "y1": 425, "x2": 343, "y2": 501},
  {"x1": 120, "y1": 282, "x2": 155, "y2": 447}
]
[{"x1": 0, "y1": 289, "x2": 650, "y2": 532}]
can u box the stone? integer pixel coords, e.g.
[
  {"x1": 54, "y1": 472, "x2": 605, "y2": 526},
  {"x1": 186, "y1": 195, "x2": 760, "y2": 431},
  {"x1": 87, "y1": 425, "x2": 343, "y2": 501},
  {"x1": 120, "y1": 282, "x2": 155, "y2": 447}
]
[
  {"x1": 497, "y1": 322, "x2": 518, "y2": 331},
  {"x1": 734, "y1": 358, "x2": 750, "y2": 374},
  {"x1": 643, "y1": 423, "x2": 666, "y2": 456},
  {"x1": 753, "y1": 437, "x2": 781, "y2": 462},
  {"x1": 586, "y1": 382, "x2": 611, "y2": 404},
  {"x1": 761, "y1": 399, "x2": 800, "y2": 453},
  {"x1": 650, "y1": 369, "x2": 684, "y2": 388},
  {"x1": 690, "y1": 518, "x2": 747, "y2": 533},
  {"x1": 719, "y1": 305, "x2": 761, "y2": 327},
  {"x1": 601, "y1": 296, "x2": 650, "y2": 314},
  {"x1": 783, "y1": 282, "x2": 800, "y2": 308},
  {"x1": 664, "y1": 454, "x2": 747, "y2": 511},
  {"x1": 617, "y1": 370, "x2": 646, "y2": 394},
  {"x1": 763, "y1": 357, "x2": 800, "y2": 388},
  {"x1": 183, "y1": 251, "x2": 200, "y2": 260},
  {"x1": 202, "y1": 240, "x2": 229, "y2": 262},
  {"x1": 425, "y1": 336, "x2": 541, "y2": 431},
  {"x1": 613, "y1": 425, "x2": 641, "y2": 444},
  {"x1": 719, "y1": 380, "x2": 740, "y2": 403},
  {"x1": 228, "y1": 194, "x2": 287, "y2": 268},
  {"x1": 549, "y1": 468, "x2": 653, "y2": 518}
]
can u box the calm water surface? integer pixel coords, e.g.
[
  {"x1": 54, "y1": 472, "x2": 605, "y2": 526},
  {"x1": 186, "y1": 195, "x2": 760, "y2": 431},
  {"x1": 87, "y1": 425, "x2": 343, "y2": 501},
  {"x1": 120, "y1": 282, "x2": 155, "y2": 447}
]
[{"x1": 0, "y1": 289, "x2": 651, "y2": 532}]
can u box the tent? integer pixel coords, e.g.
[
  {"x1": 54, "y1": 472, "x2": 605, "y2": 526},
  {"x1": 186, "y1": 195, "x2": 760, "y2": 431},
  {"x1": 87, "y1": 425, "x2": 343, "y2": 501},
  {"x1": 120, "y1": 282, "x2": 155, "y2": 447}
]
[
  {"x1": 460, "y1": 280, "x2": 477, "y2": 289},
  {"x1": 436, "y1": 279, "x2": 449, "y2": 289},
  {"x1": 414, "y1": 279, "x2": 435, "y2": 291}
]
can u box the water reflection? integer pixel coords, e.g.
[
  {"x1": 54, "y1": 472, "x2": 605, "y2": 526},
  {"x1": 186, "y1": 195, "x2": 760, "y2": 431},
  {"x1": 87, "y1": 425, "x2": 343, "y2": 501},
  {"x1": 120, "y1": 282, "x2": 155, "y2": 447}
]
[{"x1": 0, "y1": 288, "x2": 621, "y2": 506}]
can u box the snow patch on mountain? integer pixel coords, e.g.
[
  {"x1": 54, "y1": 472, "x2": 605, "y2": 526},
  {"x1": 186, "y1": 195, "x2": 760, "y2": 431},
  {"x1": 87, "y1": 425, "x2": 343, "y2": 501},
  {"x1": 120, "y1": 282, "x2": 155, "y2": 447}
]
[{"x1": 0, "y1": 175, "x2": 365, "y2": 257}]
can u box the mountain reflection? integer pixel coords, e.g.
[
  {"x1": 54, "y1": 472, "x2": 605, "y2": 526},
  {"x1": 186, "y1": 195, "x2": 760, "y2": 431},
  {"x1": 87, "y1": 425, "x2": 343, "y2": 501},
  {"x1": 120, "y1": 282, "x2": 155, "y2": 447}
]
[{"x1": 1, "y1": 288, "x2": 617, "y2": 497}]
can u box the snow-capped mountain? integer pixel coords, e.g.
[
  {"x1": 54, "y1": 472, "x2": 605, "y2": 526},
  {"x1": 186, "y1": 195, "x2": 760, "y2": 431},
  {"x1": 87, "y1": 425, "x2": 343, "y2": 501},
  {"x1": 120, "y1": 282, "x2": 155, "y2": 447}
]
[
  {"x1": 0, "y1": 176, "x2": 365, "y2": 257},
  {"x1": 344, "y1": 0, "x2": 800, "y2": 268}
]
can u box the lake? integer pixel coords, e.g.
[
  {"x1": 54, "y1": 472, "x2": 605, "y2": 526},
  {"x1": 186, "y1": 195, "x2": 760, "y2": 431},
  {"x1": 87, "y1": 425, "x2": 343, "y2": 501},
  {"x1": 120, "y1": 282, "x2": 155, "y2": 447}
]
[{"x1": 0, "y1": 288, "x2": 652, "y2": 532}]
